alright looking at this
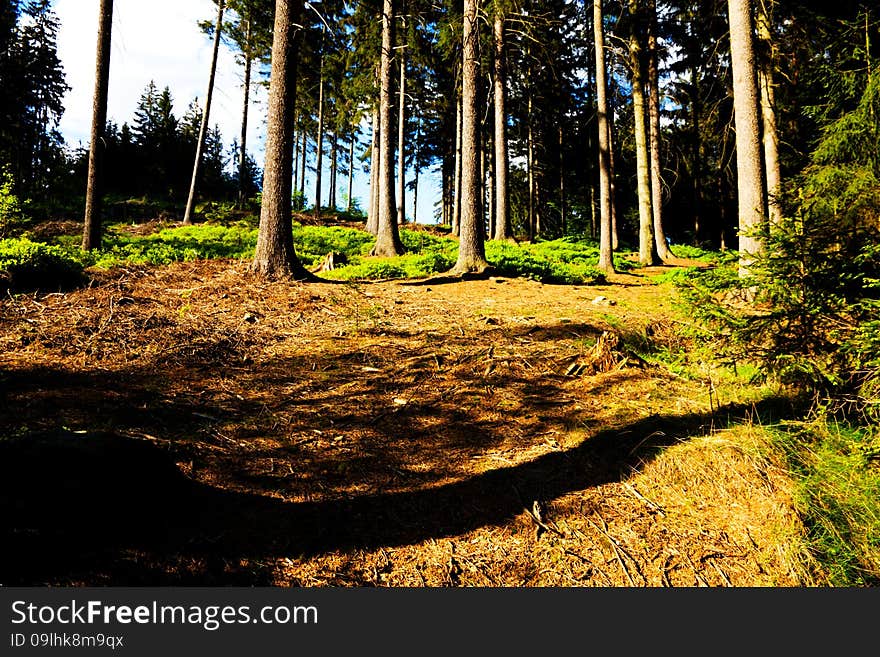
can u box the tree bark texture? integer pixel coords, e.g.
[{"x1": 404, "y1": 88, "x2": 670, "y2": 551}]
[
  {"x1": 647, "y1": 0, "x2": 671, "y2": 260},
  {"x1": 727, "y1": 0, "x2": 766, "y2": 271},
  {"x1": 372, "y1": 0, "x2": 404, "y2": 256},
  {"x1": 451, "y1": 0, "x2": 488, "y2": 273},
  {"x1": 594, "y1": 0, "x2": 614, "y2": 273},
  {"x1": 82, "y1": 0, "x2": 113, "y2": 251},
  {"x1": 252, "y1": 0, "x2": 310, "y2": 279},
  {"x1": 492, "y1": 6, "x2": 513, "y2": 240}
]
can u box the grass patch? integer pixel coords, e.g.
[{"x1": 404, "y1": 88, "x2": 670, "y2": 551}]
[{"x1": 769, "y1": 418, "x2": 880, "y2": 585}]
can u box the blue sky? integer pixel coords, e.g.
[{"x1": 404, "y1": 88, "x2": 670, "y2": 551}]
[{"x1": 53, "y1": 0, "x2": 440, "y2": 223}]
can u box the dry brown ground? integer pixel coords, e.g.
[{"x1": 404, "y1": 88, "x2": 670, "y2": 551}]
[{"x1": 0, "y1": 257, "x2": 810, "y2": 586}]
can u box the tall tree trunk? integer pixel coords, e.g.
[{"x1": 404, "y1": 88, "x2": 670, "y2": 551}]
[
  {"x1": 527, "y1": 93, "x2": 535, "y2": 241},
  {"x1": 608, "y1": 109, "x2": 619, "y2": 250},
  {"x1": 314, "y1": 29, "x2": 325, "y2": 217},
  {"x1": 450, "y1": 0, "x2": 488, "y2": 273},
  {"x1": 298, "y1": 130, "x2": 307, "y2": 198},
  {"x1": 558, "y1": 124, "x2": 566, "y2": 236},
  {"x1": 594, "y1": 0, "x2": 614, "y2": 273},
  {"x1": 252, "y1": 0, "x2": 310, "y2": 279},
  {"x1": 488, "y1": 125, "x2": 496, "y2": 239},
  {"x1": 347, "y1": 130, "x2": 355, "y2": 213},
  {"x1": 757, "y1": 0, "x2": 781, "y2": 225},
  {"x1": 727, "y1": 0, "x2": 766, "y2": 273},
  {"x1": 629, "y1": 0, "x2": 659, "y2": 265},
  {"x1": 82, "y1": 0, "x2": 113, "y2": 251},
  {"x1": 238, "y1": 16, "x2": 253, "y2": 209},
  {"x1": 690, "y1": 62, "x2": 703, "y2": 244},
  {"x1": 452, "y1": 92, "x2": 462, "y2": 234},
  {"x1": 329, "y1": 131, "x2": 338, "y2": 210},
  {"x1": 184, "y1": 0, "x2": 225, "y2": 225},
  {"x1": 372, "y1": 0, "x2": 404, "y2": 255},
  {"x1": 492, "y1": 10, "x2": 511, "y2": 241},
  {"x1": 367, "y1": 107, "x2": 379, "y2": 234},
  {"x1": 397, "y1": 45, "x2": 406, "y2": 225},
  {"x1": 413, "y1": 117, "x2": 421, "y2": 223},
  {"x1": 647, "y1": 0, "x2": 671, "y2": 260},
  {"x1": 293, "y1": 121, "x2": 300, "y2": 204}
]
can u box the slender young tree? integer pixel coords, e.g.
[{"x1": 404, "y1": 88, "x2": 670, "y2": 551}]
[
  {"x1": 367, "y1": 105, "x2": 379, "y2": 234},
  {"x1": 237, "y1": 14, "x2": 254, "y2": 208},
  {"x1": 314, "y1": 25, "x2": 326, "y2": 217},
  {"x1": 82, "y1": 0, "x2": 113, "y2": 251},
  {"x1": 184, "y1": 0, "x2": 225, "y2": 225},
  {"x1": 252, "y1": 0, "x2": 310, "y2": 278},
  {"x1": 449, "y1": 0, "x2": 489, "y2": 274},
  {"x1": 727, "y1": 0, "x2": 765, "y2": 272},
  {"x1": 372, "y1": 0, "x2": 404, "y2": 256},
  {"x1": 594, "y1": 0, "x2": 614, "y2": 273}
]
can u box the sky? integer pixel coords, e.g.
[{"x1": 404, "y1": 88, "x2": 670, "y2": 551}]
[{"x1": 53, "y1": 0, "x2": 439, "y2": 223}]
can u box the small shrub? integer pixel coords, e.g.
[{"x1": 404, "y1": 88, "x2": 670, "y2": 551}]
[
  {"x1": 0, "y1": 168, "x2": 28, "y2": 237},
  {"x1": 0, "y1": 238, "x2": 85, "y2": 291}
]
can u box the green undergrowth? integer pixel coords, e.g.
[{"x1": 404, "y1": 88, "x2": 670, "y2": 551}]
[
  {"x1": 0, "y1": 238, "x2": 84, "y2": 291},
  {"x1": 768, "y1": 417, "x2": 880, "y2": 585},
  {"x1": 13, "y1": 221, "x2": 649, "y2": 288}
]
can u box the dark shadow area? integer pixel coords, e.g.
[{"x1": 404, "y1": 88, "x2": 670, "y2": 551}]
[{"x1": 0, "y1": 396, "x2": 799, "y2": 585}]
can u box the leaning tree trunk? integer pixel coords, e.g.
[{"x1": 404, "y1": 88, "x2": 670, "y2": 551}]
[
  {"x1": 372, "y1": 0, "x2": 404, "y2": 256},
  {"x1": 727, "y1": 0, "x2": 766, "y2": 274},
  {"x1": 252, "y1": 0, "x2": 310, "y2": 279},
  {"x1": 82, "y1": 0, "x2": 113, "y2": 251},
  {"x1": 757, "y1": 0, "x2": 781, "y2": 225},
  {"x1": 184, "y1": 0, "x2": 225, "y2": 225},
  {"x1": 238, "y1": 16, "x2": 253, "y2": 209},
  {"x1": 594, "y1": 0, "x2": 614, "y2": 274},
  {"x1": 647, "y1": 0, "x2": 671, "y2": 260},
  {"x1": 450, "y1": 0, "x2": 489, "y2": 274},
  {"x1": 629, "y1": 0, "x2": 659, "y2": 265}
]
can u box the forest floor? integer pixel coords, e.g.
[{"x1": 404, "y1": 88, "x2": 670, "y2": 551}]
[{"x1": 0, "y1": 241, "x2": 812, "y2": 586}]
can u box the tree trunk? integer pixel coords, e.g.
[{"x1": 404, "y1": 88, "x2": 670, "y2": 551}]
[
  {"x1": 492, "y1": 10, "x2": 511, "y2": 241},
  {"x1": 237, "y1": 16, "x2": 253, "y2": 209},
  {"x1": 329, "y1": 130, "x2": 338, "y2": 210},
  {"x1": 594, "y1": 0, "x2": 614, "y2": 273},
  {"x1": 397, "y1": 46, "x2": 406, "y2": 225},
  {"x1": 82, "y1": 0, "x2": 113, "y2": 251},
  {"x1": 372, "y1": 0, "x2": 404, "y2": 255},
  {"x1": 347, "y1": 130, "x2": 355, "y2": 213},
  {"x1": 184, "y1": 0, "x2": 225, "y2": 225},
  {"x1": 452, "y1": 92, "x2": 462, "y2": 234},
  {"x1": 252, "y1": 0, "x2": 310, "y2": 279},
  {"x1": 314, "y1": 30, "x2": 325, "y2": 217},
  {"x1": 298, "y1": 130, "x2": 307, "y2": 198},
  {"x1": 527, "y1": 92, "x2": 535, "y2": 241},
  {"x1": 629, "y1": 0, "x2": 659, "y2": 265},
  {"x1": 757, "y1": 0, "x2": 781, "y2": 225},
  {"x1": 450, "y1": 0, "x2": 488, "y2": 274},
  {"x1": 367, "y1": 106, "x2": 379, "y2": 234},
  {"x1": 647, "y1": 0, "x2": 671, "y2": 260},
  {"x1": 727, "y1": 0, "x2": 766, "y2": 273},
  {"x1": 608, "y1": 108, "x2": 619, "y2": 251}
]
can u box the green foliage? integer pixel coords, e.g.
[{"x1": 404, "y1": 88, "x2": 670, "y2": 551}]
[
  {"x1": 0, "y1": 237, "x2": 84, "y2": 291},
  {"x1": 75, "y1": 224, "x2": 259, "y2": 268},
  {"x1": 294, "y1": 225, "x2": 374, "y2": 267},
  {"x1": 0, "y1": 166, "x2": 27, "y2": 236},
  {"x1": 770, "y1": 419, "x2": 880, "y2": 586},
  {"x1": 676, "y1": 77, "x2": 880, "y2": 410}
]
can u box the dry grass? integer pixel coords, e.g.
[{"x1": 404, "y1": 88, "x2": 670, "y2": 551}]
[{"x1": 0, "y1": 258, "x2": 810, "y2": 586}]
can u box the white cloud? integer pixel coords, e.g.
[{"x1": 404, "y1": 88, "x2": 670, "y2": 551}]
[{"x1": 56, "y1": 0, "x2": 267, "y2": 158}]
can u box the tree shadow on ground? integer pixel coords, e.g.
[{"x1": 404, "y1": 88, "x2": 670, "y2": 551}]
[{"x1": 0, "y1": 395, "x2": 797, "y2": 585}]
